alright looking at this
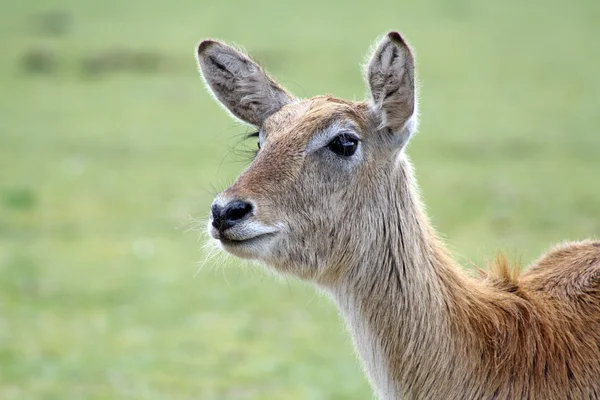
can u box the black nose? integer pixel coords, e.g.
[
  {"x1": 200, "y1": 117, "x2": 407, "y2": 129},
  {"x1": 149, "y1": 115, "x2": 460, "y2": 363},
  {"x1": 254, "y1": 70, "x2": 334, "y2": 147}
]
[{"x1": 211, "y1": 200, "x2": 253, "y2": 233}]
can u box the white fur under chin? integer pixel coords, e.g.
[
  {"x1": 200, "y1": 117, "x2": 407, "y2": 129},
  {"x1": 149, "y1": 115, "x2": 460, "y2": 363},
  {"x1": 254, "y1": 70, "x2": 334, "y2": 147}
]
[{"x1": 331, "y1": 287, "x2": 398, "y2": 400}]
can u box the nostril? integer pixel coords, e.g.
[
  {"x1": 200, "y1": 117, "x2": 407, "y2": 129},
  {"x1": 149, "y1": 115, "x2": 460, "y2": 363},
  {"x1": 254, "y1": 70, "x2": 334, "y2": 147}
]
[
  {"x1": 223, "y1": 200, "x2": 253, "y2": 223},
  {"x1": 211, "y1": 203, "x2": 222, "y2": 220},
  {"x1": 212, "y1": 200, "x2": 253, "y2": 233},
  {"x1": 211, "y1": 203, "x2": 224, "y2": 230}
]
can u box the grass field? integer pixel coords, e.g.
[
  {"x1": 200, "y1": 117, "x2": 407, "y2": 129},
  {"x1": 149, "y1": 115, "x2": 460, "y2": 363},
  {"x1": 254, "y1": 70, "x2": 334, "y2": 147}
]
[{"x1": 1, "y1": 0, "x2": 599, "y2": 398}]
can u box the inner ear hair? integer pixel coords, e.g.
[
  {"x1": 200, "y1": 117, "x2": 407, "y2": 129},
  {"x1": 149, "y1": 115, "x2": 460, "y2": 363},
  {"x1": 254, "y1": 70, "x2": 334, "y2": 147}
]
[
  {"x1": 366, "y1": 32, "x2": 416, "y2": 136},
  {"x1": 196, "y1": 40, "x2": 294, "y2": 127}
]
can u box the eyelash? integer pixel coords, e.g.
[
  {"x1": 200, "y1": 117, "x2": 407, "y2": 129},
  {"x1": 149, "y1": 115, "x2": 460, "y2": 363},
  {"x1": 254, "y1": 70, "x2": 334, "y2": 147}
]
[
  {"x1": 246, "y1": 131, "x2": 261, "y2": 156},
  {"x1": 245, "y1": 131, "x2": 360, "y2": 159}
]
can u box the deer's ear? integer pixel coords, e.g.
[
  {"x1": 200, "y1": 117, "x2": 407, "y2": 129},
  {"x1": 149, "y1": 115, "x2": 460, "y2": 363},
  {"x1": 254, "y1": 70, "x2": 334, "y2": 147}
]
[
  {"x1": 366, "y1": 32, "x2": 417, "y2": 145},
  {"x1": 196, "y1": 40, "x2": 295, "y2": 127}
]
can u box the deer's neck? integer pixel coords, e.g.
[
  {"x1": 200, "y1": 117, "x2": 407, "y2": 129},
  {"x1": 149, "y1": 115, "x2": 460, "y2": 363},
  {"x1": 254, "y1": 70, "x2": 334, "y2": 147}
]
[{"x1": 327, "y1": 158, "x2": 472, "y2": 399}]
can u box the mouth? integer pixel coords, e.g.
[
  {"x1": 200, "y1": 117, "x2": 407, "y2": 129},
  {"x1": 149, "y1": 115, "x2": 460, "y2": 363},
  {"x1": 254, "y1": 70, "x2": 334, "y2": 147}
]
[
  {"x1": 217, "y1": 232, "x2": 277, "y2": 247},
  {"x1": 207, "y1": 217, "x2": 280, "y2": 256}
]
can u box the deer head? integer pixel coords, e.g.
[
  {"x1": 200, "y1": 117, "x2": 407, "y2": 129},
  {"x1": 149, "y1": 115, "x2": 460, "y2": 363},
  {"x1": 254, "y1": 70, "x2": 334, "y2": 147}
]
[{"x1": 197, "y1": 32, "x2": 417, "y2": 283}]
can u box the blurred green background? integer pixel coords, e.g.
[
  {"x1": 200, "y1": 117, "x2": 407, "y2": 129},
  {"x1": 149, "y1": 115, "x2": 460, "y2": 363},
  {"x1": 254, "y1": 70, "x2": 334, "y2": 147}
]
[{"x1": 1, "y1": 0, "x2": 599, "y2": 398}]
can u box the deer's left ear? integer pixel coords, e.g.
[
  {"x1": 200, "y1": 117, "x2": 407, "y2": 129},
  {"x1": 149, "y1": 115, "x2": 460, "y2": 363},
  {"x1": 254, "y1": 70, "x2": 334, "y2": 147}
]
[
  {"x1": 366, "y1": 32, "x2": 417, "y2": 145},
  {"x1": 196, "y1": 40, "x2": 295, "y2": 127}
]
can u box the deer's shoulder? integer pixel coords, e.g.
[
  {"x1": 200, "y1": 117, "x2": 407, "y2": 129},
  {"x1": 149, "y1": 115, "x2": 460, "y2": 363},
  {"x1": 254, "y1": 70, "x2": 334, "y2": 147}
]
[{"x1": 520, "y1": 240, "x2": 600, "y2": 299}]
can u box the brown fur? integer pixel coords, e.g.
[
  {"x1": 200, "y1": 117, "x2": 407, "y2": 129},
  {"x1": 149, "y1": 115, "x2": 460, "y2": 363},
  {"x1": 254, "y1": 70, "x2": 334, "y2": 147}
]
[{"x1": 196, "y1": 32, "x2": 600, "y2": 399}]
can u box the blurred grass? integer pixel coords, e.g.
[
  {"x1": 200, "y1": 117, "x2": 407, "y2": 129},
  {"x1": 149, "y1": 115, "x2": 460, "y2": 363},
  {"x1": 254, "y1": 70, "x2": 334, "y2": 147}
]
[{"x1": 1, "y1": 0, "x2": 599, "y2": 398}]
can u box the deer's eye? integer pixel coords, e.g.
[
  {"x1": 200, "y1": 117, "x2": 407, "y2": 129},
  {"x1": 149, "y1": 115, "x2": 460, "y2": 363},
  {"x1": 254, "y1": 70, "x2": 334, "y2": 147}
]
[{"x1": 328, "y1": 134, "x2": 359, "y2": 157}]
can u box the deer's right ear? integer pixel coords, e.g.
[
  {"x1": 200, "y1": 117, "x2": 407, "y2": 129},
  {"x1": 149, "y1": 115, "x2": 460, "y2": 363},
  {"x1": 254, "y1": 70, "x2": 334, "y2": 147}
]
[
  {"x1": 196, "y1": 40, "x2": 294, "y2": 127},
  {"x1": 366, "y1": 32, "x2": 417, "y2": 146}
]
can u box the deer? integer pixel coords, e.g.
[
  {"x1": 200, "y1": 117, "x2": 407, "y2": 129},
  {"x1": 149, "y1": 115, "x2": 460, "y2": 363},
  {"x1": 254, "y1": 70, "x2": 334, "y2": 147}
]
[{"x1": 194, "y1": 32, "x2": 600, "y2": 399}]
